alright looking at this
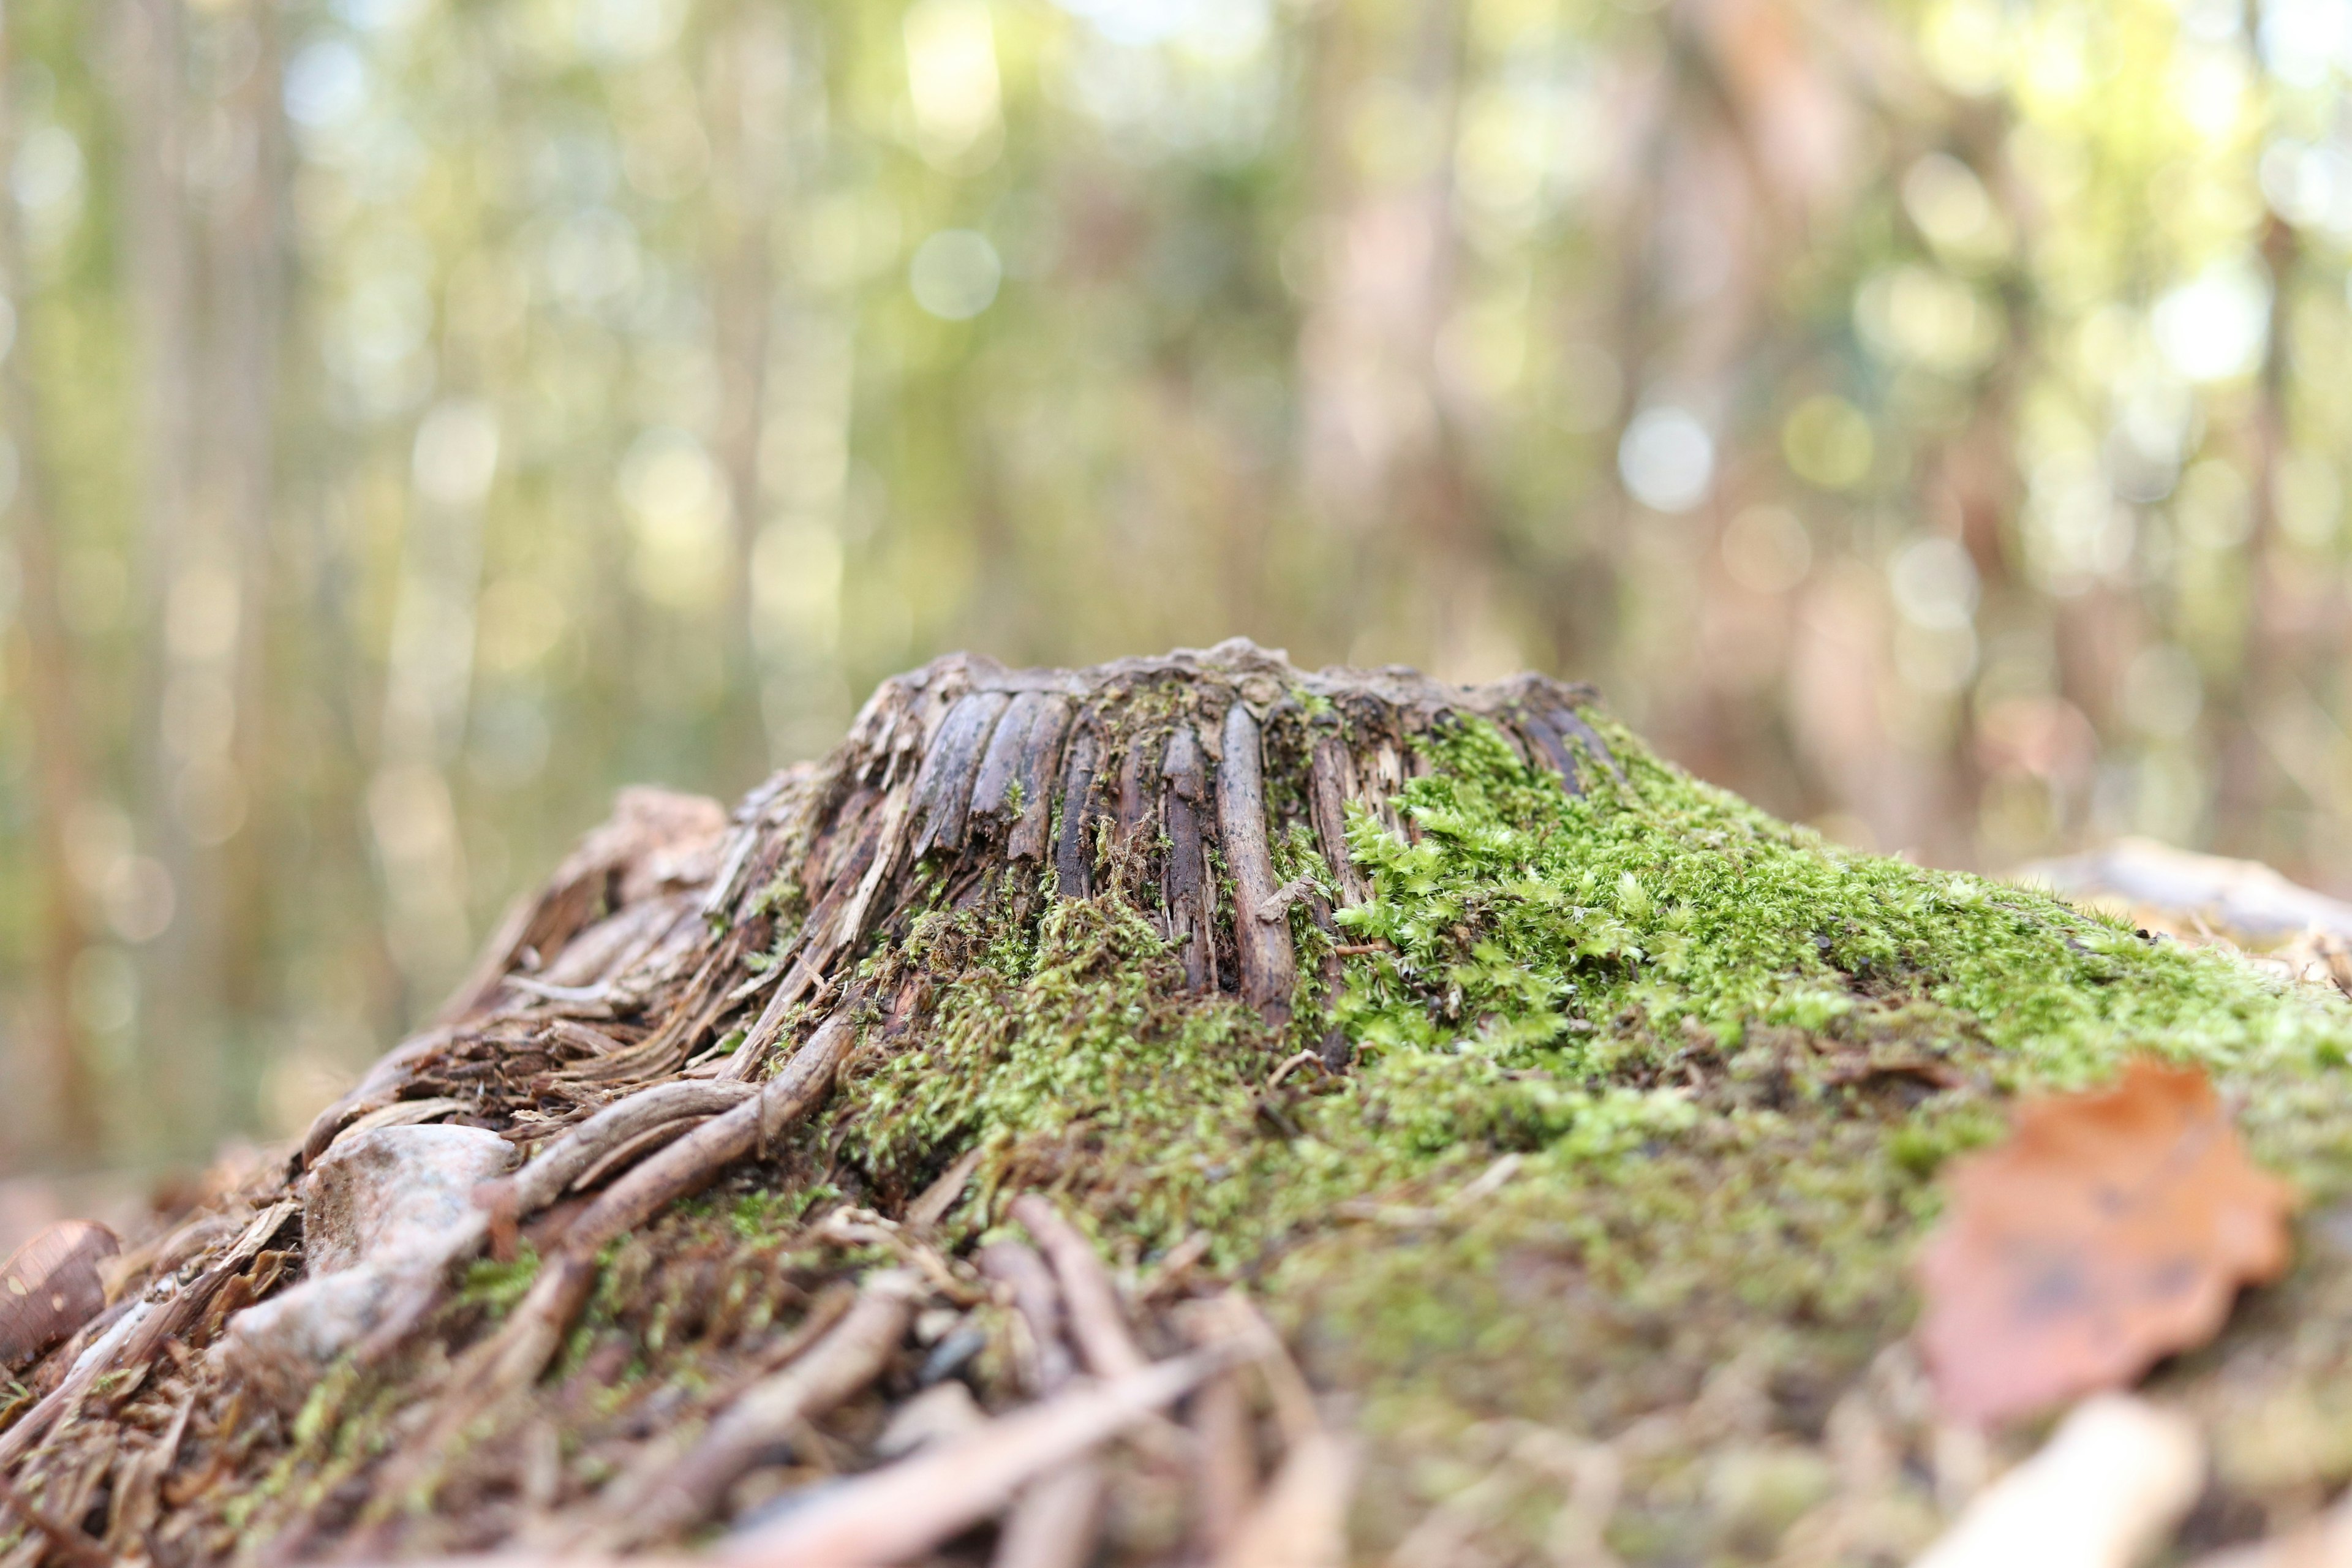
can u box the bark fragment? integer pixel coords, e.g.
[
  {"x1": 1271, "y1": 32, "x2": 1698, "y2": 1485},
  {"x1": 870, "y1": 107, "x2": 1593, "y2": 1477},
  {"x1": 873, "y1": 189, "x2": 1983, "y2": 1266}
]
[{"x1": 1218, "y1": 703, "x2": 1295, "y2": 1027}]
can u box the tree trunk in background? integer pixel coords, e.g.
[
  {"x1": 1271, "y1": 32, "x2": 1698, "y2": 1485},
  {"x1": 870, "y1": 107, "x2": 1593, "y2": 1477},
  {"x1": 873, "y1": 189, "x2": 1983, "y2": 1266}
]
[
  {"x1": 0, "y1": 5, "x2": 101, "y2": 1158},
  {"x1": 709, "y1": 0, "x2": 783, "y2": 784},
  {"x1": 201, "y1": 0, "x2": 287, "y2": 1092},
  {"x1": 120, "y1": 0, "x2": 209, "y2": 1154}
]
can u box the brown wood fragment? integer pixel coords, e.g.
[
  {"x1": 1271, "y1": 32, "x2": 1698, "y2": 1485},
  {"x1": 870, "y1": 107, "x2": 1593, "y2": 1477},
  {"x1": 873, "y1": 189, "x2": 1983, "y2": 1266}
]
[
  {"x1": 976, "y1": 1240, "x2": 1077, "y2": 1396},
  {"x1": 1517, "y1": 711, "x2": 1580, "y2": 793},
  {"x1": 1218, "y1": 703, "x2": 1296, "y2": 1027},
  {"x1": 1163, "y1": 725, "x2": 1214, "y2": 992},
  {"x1": 584, "y1": 1270, "x2": 924, "y2": 1549},
  {"x1": 1548, "y1": 704, "x2": 1626, "y2": 785},
  {"x1": 1009, "y1": 1195, "x2": 1145, "y2": 1380},
  {"x1": 992, "y1": 1460, "x2": 1107, "y2": 1568},
  {"x1": 0, "y1": 1221, "x2": 118, "y2": 1368},
  {"x1": 1190, "y1": 1368, "x2": 1257, "y2": 1560},
  {"x1": 913, "y1": 692, "x2": 1011, "y2": 856},
  {"x1": 1308, "y1": 737, "x2": 1369, "y2": 908},
  {"x1": 562, "y1": 1011, "x2": 856, "y2": 1258},
  {"x1": 723, "y1": 1342, "x2": 1242, "y2": 1566},
  {"x1": 1006, "y1": 695, "x2": 1072, "y2": 862},
  {"x1": 969, "y1": 690, "x2": 1049, "y2": 832},
  {"x1": 1052, "y1": 729, "x2": 1102, "y2": 897}
]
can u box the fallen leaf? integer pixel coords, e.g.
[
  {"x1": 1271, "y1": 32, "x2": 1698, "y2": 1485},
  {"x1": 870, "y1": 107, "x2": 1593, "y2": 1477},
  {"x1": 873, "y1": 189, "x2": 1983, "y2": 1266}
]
[
  {"x1": 1915, "y1": 1058, "x2": 2295, "y2": 1425},
  {"x1": 0, "y1": 1219, "x2": 119, "y2": 1366}
]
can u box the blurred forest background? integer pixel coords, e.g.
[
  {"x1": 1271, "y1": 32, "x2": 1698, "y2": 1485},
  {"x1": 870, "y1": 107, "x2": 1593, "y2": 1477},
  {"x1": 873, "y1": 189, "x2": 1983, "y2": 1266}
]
[{"x1": 1, "y1": 0, "x2": 2349, "y2": 1174}]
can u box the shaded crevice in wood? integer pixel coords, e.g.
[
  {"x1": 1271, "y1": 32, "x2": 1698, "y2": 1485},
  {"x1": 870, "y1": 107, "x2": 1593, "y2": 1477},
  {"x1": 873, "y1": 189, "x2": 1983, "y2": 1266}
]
[{"x1": 1113, "y1": 731, "x2": 1164, "y2": 880}]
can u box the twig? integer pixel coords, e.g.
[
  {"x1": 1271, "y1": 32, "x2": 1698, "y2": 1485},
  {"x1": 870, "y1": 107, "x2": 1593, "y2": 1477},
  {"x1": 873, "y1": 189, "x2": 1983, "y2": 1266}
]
[
  {"x1": 1213, "y1": 1427, "x2": 1356, "y2": 1568},
  {"x1": 723, "y1": 1342, "x2": 1245, "y2": 1566},
  {"x1": 977, "y1": 1241, "x2": 1076, "y2": 1395},
  {"x1": 582, "y1": 1270, "x2": 924, "y2": 1550},
  {"x1": 1009, "y1": 1196, "x2": 1145, "y2": 1379},
  {"x1": 1265, "y1": 1050, "x2": 1324, "y2": 1091},
  {"x1": 0, "y1": 1469, "x2": 112, "y2": 1568},
  {"x1": 991, "y1": 1460, "x2": 1107, "y2": 1568},
  {"x1": 905, "y1": 1147, "x2": 985, "y2": 1231},
  {"x1": 489, "y1": 1079, "x2": 758, "y2": 1219},
  {"x1": 1189, "y1": 1365, "x2": 1257, "y2": 1560},
  {"x1": 562, "y1": 1010, "x2": 856, "y2": 1257}
]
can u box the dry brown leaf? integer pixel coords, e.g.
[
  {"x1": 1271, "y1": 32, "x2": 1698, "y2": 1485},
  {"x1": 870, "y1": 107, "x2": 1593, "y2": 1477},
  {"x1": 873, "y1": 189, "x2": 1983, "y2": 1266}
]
[
  {"x1": 0, "y1": 1219, "x2": 118, "y2": 1366},
  {"x1": 1915, "y1": 1058, "x2": 2296, "y2": 1425}
]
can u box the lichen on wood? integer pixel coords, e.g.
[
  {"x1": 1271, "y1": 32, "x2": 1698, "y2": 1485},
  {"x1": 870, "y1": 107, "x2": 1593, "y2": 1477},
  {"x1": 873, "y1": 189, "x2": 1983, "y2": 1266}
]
[{"x1": 5, "y1": 639, "x2": 2352, "y2": 1566}]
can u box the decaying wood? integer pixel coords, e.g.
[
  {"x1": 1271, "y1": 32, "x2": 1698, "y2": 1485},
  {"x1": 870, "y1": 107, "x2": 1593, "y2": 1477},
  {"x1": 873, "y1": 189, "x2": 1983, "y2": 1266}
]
[
  {"x1": 1218, "y1": 703, "x2": 1296, "y2": 1026},
  {"x1": 0, "y1": 642, "x2": 1617, "y2": 1564}
]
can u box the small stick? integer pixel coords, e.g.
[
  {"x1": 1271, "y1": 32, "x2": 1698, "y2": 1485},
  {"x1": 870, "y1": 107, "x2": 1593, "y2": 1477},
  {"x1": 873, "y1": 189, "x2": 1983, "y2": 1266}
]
[
  {"x1": 562, "y1": 1011, "x2": 856, "y2": 1257},
  {"x1": 1265, "y1": 1050, "x2": 1323, "y2": 1090},
  {"x1": 1189, "y1": 1367, "x2": 1257, "y2": 1560},
  {"x1": 0, "y1": 1468, "x2": 114, "y2": 1568},
  {"x1": 723, "y1": 1343, "x2": 1243, "y2": 1566},
  {"x1": 486, "y1": 1079, "x2": 759, "y2": 1219},
  {"x1": 991, "y1": 1460, "x2": 1107, "y2": 1568},
  {"x1": 1212, "y1": 1427, "x2": 1357, "y2": 1568},
  {"x1": 587, "y1": 1270, "x2": 924, "y2": 1549},
  {"x1": 1009, "y1": 1196, "x2": 1145, "y2": 1379},
  {"x1": 1217, "y1": 703, "x2": 1295, "y2": 1026},
  {"x1": 977, "y1": 1241, "x2": 1077, "y2": 1396},
  {"x1": 906, "y1": 1147, "x2": 985, "y2": 1232}
]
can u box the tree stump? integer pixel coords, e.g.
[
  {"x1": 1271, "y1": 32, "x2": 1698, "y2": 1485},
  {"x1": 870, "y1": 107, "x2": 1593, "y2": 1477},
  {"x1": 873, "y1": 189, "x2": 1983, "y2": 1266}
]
[{"x1": 4, "y1": 639, "x2": 2351, "y2": 1566}]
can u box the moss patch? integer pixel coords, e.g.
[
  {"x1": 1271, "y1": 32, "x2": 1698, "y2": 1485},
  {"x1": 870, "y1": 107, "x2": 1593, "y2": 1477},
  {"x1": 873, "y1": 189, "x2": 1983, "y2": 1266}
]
[{"x1": 827, "y1": 709, "x2": 2352, "y2": 1559}]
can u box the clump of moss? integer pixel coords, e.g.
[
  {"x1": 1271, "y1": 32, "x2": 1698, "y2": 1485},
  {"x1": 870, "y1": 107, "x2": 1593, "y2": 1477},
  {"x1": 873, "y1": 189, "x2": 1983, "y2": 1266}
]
[{"x1": 829, "y1": 707, "x2": 2352, "y2": 1559}]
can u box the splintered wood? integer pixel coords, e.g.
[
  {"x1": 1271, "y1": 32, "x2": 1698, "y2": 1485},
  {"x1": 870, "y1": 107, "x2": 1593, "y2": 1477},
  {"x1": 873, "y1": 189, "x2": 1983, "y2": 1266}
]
[{"x1": 0, "y1": 643, "x2": 1613, "y2": 1566}]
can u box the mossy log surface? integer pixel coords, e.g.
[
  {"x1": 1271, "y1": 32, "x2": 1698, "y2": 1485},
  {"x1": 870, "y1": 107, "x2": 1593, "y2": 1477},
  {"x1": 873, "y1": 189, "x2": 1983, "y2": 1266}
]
[{"x1": 9, "y1": 639, "x2": 2352, "y2": 1566}]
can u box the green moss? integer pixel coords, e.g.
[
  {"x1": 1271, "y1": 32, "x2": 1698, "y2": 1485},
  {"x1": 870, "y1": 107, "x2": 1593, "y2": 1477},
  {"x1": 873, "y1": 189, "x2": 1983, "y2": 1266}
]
[{"x1": 823, "y1": 707, "x2": 2352, "y2": 1556}]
